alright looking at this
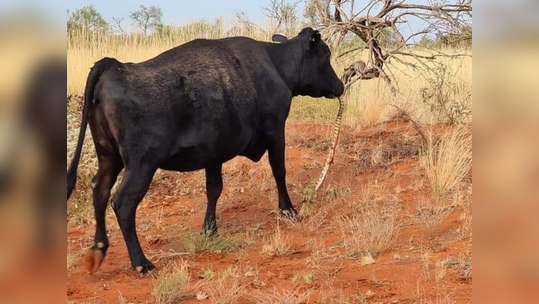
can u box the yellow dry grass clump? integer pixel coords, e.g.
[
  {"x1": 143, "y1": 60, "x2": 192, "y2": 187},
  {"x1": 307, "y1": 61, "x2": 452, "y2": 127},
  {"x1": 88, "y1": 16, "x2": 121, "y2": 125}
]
[
  {"x1": 262, "y1": 221, "x2": 291, "y2": 256},
  {"x1": 420, "y1": 126, "x2": 472, "y2": 196},
  {"x1": 152, "y1": 262, "x2": 190, "y2": 304}
]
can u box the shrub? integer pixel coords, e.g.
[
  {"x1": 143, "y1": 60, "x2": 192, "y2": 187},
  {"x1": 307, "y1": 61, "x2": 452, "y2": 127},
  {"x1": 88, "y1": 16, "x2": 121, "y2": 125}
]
[
  {"x1": 420, "y1": 126, "x2": 472, "y2": 196},
  {"x1": 152, "y1": 263, "x2": 190, "y2": 304}
]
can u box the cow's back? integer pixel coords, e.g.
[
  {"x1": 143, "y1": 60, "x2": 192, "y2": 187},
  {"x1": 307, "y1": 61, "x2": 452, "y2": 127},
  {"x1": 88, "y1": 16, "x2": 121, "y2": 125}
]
[{"x1": 96, "y1": 38, "x2": 268, "y2": 170}]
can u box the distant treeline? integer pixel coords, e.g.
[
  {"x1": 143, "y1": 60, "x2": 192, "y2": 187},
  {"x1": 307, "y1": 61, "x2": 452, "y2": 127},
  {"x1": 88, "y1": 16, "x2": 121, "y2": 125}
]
[{"x1": 67, "y1": 4, "x2": 471, "y2": 49}]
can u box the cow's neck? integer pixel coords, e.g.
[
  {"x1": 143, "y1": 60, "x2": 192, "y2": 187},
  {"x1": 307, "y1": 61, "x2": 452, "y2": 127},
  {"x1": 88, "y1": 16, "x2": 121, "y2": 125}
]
[{"x1": 266, "y1": 41, "x2": 303, "y2": 94}]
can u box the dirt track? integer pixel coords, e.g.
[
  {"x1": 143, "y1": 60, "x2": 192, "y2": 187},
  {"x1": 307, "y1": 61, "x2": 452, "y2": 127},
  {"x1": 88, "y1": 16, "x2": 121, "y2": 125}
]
[{"x1": 67, "y1": 121, "x2": 472, "y2": 304}]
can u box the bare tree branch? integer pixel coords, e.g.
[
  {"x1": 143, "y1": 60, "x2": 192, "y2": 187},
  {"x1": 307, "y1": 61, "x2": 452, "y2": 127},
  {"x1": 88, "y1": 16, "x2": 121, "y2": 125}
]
[
  {"x1": 310, "y1": 0, "x2": 472, "y2": 93},
  {"x1": 263, "y1": 0, "x2": 302, "y2": 36},
  {"x1": 111, "y1": 16, "x2": 125, "y2": 34}
]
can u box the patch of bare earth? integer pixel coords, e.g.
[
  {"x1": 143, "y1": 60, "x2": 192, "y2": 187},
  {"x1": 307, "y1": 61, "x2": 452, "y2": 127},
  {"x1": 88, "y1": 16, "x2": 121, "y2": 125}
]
[{"x1": 68, "y1": 120, "x2": 472, "y2": 304}]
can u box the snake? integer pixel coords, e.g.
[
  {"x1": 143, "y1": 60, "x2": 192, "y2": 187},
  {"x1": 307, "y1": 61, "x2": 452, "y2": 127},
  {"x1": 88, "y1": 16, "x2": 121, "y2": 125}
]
[{"x1": 314, "y1": 93, "x2": 347, "y2": 192}]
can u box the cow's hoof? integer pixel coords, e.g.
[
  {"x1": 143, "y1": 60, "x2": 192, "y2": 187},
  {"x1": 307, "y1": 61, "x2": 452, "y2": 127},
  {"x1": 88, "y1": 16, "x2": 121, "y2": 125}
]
[
  {"x1": 279, "y1": 208, "x2": 302, "y2": 222},
  {"x1": 135, "y1": 260, "x2": 157, "y2": 277},
  {"x1": 84, "y1": 245, "x2": 106, "y2": 274}
]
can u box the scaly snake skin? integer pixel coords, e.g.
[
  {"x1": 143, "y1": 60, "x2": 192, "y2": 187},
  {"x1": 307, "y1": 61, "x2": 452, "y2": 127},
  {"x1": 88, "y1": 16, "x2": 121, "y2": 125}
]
[{"x1": 314, "y1": 93, "x2": 346, "y2": 192}]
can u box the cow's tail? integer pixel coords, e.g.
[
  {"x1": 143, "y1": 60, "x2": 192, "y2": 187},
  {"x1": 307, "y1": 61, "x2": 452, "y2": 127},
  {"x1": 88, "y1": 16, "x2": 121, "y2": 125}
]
[{"x1": 67, "y1": 58, "x2": 118, "y2": 200}]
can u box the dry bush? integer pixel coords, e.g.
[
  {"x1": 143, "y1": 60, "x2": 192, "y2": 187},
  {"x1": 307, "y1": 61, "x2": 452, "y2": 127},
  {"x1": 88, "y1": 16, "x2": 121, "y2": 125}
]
[
  {"x1": 415, "y1": 200, "x2": 448, "y2": 242},
  {"x1": 420, "y1": 64, "x2": 472, "y2": 125},
  {"x1": 303, "y1": 208, "x2": 329, "y2": 233},
  {"x1": 441, "y1": 255, "x2": 472, "y2": 278},
  {"x1": 197, "y1": 266, "x2": 259, "y2": 303},
  {"x1": 420, "y1": 126, "x2": 472, "y2": 197},
  {"x1": 204, "y1": 275, "x2": 247, "y2": 304},
  {"x1": 339, "y1": 201, "x2": 398, "y2": 260},
  {"x1": 152, "y1": 263, "x2": 190, "y2": 304},
  {"x1": 169, "y1": 231, "x2": 244, "y2": 255},
  {"x1": 262, "y1": 221, "x2": 290, "y2": 256},
  {"x1": 254, "y1": 286, "x2": 312, "y2": 304},
  {"x1": 198, "y1": 269, "x2": 215, "y2": 280}
]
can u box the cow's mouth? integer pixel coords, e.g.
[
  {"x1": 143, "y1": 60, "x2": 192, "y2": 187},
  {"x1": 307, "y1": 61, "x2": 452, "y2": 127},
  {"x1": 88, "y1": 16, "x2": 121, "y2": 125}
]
[{"x1": 325, "y1": 94, "x2": 338, "y2": 99}]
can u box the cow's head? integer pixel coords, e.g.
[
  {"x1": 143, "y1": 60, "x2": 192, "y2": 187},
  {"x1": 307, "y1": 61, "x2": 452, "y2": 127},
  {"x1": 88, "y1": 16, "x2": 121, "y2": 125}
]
[{"x1": 273, "y1": 28, "x2": 344, "y2": 99}]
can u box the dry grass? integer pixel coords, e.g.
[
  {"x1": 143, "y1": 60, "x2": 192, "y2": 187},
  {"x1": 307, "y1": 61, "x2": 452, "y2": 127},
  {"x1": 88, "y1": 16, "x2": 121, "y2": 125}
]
[
  {"x1": 67, "y1": 112, "x2": 98, "y2": 214},
  {"x1": 204, "y1": 276, "x2": 247, "y2": 304},
  {"x1": 197, "y1": 266, "x2": 258, "y2": 303},
  {"x1": 441, "y1": 255, "x2": 473, "y2": 278},
  {"x1": 199, "y1": 269, "x2": 215, "y2": 280},
  {"x1": 152, "y1": 262, "x2": 190, "y2": 304},
  {"x1": 352, "y1": 86, "x2": 391, "y2": 127},
  {"x1": 254, "y1": 286, "x2": 312, "y2": 304},
  {"x1": 415, "y1": 200, "x2": 447, "y2": 242},
  {"x1": 420, "y1": 126, "x2": 472, "y2": 197},
  {"x1": 262, "y1": 221, "x2": 291, "y2": 256},
  {"x1": 419, "y1": 249, "x2": 433, "y2": 282},
  {"x1": 169, "y1": 231, "x2": 244, "y2": 255},
  {"x1": 117, "y1": 291, "x2": 127, "y2": 304},
  {"x1": 339, "y1": 200, "x2": 398, "y2": 260},
  {"x1": 303, "y1": 208, "x2": 329, "y2": 233},
  {"x1": 67, "y1": 253, "x2": 77, "y2": 269},
  {"x1": 67, "y1": 201, "x2": 94, "y2": 227}
]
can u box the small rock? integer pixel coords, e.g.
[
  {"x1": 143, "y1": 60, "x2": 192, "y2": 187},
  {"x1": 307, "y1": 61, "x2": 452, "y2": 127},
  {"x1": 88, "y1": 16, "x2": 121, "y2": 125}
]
[{"x1": 361, "y1": 255, "x2": 376, "y2": 265}]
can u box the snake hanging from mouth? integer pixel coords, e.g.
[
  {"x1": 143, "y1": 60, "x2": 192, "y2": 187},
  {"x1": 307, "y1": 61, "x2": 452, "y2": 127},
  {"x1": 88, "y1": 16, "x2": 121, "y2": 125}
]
[
  {"x1": 314, "y1": 71, "x2": 359, "y2": 192},
  {"x1": 314, "y1": 94, "x2": 346, "y2": 192}
]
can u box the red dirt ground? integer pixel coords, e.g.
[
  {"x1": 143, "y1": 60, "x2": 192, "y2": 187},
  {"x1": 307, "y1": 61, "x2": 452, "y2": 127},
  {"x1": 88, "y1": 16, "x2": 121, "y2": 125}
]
[{"x1": 67, "y1": 121, "x2": 472, "y2": 304}]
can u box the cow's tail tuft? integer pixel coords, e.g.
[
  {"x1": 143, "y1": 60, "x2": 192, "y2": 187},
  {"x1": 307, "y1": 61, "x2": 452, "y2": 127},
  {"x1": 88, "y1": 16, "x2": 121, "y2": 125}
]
[{"x1": 67, "y1": 58, "x2": 119, "y2": 200}]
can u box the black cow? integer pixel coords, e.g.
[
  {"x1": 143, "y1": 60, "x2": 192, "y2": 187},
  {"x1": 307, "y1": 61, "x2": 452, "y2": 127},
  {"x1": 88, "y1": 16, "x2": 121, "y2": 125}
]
[{"x1": 67, "y1": 28, "x2": 344, "y2": 275}]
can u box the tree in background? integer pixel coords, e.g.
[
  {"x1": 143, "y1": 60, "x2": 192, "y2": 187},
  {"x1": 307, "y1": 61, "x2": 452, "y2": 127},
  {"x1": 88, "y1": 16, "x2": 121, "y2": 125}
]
[
  {"x1": 308, "y1": 0, "x2": 472, "y2": 92},
  {"x1": 130, "y1": 5, "x2": 163, "y2": 36},
  {"x1": 111, "y1": 16, "x2": 126, "y2": 34},
  {"x1": 418, "y1": 24, "x2": 472, "y2": 48},
  {"x1": 264, "y1": 0, "x2": 303, "y2": 37},
  {"x1": 67, "y1": 5, "x2": 109, "y2": 33}
]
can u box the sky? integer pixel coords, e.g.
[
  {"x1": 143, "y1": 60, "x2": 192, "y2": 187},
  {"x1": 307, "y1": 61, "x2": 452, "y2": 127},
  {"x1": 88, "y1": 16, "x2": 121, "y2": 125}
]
[
  {"x1": 64, "y1": 0, "x2": 441, "y2": 40},
  {"x1": 67, "y1": 0, "x2": 296, "y2": 29},
  {"x1": 0, "y1": 0, "x2": 473, "y2": 41}
]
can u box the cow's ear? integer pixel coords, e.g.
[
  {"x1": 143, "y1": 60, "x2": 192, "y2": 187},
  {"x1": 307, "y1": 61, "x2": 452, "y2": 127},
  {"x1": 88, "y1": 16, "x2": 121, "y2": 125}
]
[
  {"x1": 309, "y1": 31, "x2": 321, "y2": 48},
  {"x1": 272, "y1": 34, "x2": 288, "y2": 43}
]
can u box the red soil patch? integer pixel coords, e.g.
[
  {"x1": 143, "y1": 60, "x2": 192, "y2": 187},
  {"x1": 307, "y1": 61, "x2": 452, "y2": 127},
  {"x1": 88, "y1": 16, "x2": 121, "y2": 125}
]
[{"x1": 67, "y1": 121, "x2": 472, "y2": 303}]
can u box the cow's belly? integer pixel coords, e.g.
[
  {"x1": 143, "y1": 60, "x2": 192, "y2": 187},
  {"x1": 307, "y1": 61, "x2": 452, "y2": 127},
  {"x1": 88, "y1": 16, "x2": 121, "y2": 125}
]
[
  {"x1": 159, "y1": 127, "x2": 253, "y2": 172},
  {"x1": 159, "y1": 151, "x2": 222, "y2": 172},
  {"x1": 158, "y1": 145, "x2": 239, "y2": 172}
]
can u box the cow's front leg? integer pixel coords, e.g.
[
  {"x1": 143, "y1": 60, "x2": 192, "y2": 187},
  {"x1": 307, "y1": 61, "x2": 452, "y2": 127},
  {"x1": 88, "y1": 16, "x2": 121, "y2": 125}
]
[
  {"x1": 268, "y1": 135, "x2": 299, "y2": 219},
  {"x1": 202, "y1": 163, "x2": 223, "y2": 235}
]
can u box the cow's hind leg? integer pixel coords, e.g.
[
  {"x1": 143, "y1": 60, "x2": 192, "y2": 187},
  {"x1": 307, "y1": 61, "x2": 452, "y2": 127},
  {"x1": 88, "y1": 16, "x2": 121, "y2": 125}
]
[
  {"x1": 268, "y1": 135, "x2": 300, "y2": 219},
  {"x1": 112, "y1": 166, "x2": 157, "y2": 275},
  {"x1": 84, "y1": 157, "x2": 123, "y2": 274},
  {"x1": 202, "y1": 163, "x2": 223, "y2": 235}
]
